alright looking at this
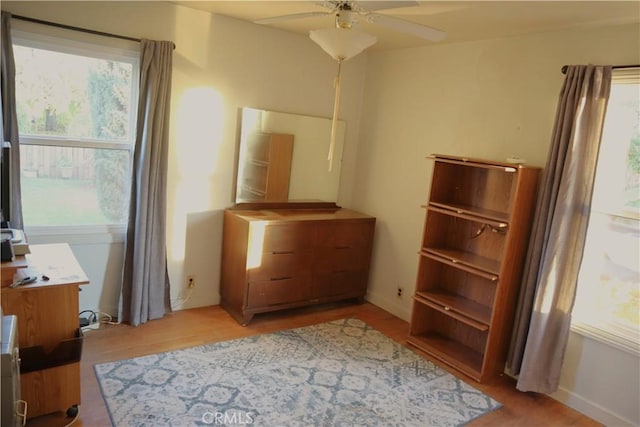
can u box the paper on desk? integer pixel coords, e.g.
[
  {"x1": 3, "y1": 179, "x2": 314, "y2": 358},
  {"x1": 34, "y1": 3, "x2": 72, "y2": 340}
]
[{"x1": 14, "y1": 268, "x2": 37, "y2": 282}]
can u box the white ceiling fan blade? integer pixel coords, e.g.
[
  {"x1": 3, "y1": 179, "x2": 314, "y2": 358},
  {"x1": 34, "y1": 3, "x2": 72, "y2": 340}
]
[
  {"x1": 254, "y1": 11, "x2": 331, "y2": 25},
  {"x1": 369, "y1": 13, "x2": 447, "y2": 42},
  {"x1": 356, "y1": 1, "x2": 418, "y2": 12}
]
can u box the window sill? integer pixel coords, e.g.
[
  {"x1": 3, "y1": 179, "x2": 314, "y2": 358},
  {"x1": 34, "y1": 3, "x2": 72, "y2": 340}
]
[
  {"x1": 24, "y1": 224, "x2": 127, "y2": 245},
  {"x1": 570, "y1": 320, "x2": 640, "y2": 356}
]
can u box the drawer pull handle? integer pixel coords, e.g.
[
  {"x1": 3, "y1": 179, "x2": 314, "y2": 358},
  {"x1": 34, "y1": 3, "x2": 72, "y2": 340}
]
[
  {"x1": 272, "y1": 250, "x2": 294, "y2": 255},
  {"x1": 270, "y1": 276, "x2": 292, "y2": 281},
  {"x1": 335, "y1": 245, "x2": 350, "y2": 250}
]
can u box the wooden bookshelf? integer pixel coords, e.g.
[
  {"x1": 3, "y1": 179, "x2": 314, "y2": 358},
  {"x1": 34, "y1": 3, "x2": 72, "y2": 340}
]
[{"x1": 408, "y1": 155, "x2": 540, "y2": 383}]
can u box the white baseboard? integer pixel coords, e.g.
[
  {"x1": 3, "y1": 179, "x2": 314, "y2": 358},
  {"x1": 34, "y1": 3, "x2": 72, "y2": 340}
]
[
  {"x1": 551, "y1": 386, "x2": 636, "y2": 427},
  {"x1": 365, "y1": 289, "x2": 411, "y2": 322}
]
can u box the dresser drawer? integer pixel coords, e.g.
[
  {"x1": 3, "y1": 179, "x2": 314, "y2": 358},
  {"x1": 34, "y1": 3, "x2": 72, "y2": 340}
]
[
  {"x1": 312, "y1": 270, "x2": 367, "y2": 298},
  {"x1": 247, "y1": 277, "x2": 311, "y2": 308},
  {"x1": 314, "y1": 247, "x2": 369, "y2": 271},
  {"x1": 315, "y1": 221, "x2": 374, "y2": 249},
  {"x1": 247, "y1": 251, "x2": 312, "y2": 281},
  {"x1": 258, "y1": 223, "x2": 315, "y2": 253}
]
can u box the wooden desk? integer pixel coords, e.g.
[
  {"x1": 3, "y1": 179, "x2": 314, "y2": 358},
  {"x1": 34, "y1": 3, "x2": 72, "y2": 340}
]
[{"x1": 1, "y1": 244, "x2": 89, "y2": 419}]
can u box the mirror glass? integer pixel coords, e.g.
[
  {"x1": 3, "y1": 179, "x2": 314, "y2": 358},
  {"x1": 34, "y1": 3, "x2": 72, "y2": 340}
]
[{"x1": 235, "y1": 107, "x2": 346, "y2": 204}]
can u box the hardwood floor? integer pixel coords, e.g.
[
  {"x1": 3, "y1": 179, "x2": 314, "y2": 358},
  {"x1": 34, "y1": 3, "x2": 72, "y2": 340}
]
[{"x1": 26, "y1": 302, "x2": 602, "y2": 427}]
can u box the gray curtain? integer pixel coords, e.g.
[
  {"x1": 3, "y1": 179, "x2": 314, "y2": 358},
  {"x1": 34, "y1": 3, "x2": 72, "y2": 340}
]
[
  {"x1": 121, "y1": 39, "x2": 173, "y2": 326},
  {"x1": 506, "y1": 65, "x2": 612, "y2": 393},
  {"x1": 1, "y1": 12, "x2": 23, "y2": 229}
]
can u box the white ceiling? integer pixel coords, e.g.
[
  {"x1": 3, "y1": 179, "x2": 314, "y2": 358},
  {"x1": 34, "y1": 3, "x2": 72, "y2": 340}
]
[{"x1": 172, "y1": 1, "x2": 640, "y2": 51}]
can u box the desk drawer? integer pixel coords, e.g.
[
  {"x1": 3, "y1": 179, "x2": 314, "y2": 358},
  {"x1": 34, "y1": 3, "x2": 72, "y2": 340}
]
[{"x1": 247, "y1": 277, "x2": 311, "y2": 308}]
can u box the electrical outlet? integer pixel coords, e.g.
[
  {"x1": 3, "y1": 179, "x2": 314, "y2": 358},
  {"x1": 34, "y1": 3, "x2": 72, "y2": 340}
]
[
  {"x1": 186, "y1": 275, "x2": 196, "y2": 289},
  {"x1": 397, "y1": 287, "x2": 403, "y2": 297}
]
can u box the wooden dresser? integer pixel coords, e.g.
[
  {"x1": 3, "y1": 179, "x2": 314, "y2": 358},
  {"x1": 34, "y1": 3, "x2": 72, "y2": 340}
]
[{"x1": 221, "y1": 207, "x2": 375, "y2": 325}]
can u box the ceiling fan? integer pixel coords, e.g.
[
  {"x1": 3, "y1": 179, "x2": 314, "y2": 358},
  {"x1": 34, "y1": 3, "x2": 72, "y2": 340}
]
[
  {"x1": 254, "y1": 0, "x2": 447, "y2": 43},
  {"x1": 255, "y1": 1, "x2": 447, "y2": 172}
]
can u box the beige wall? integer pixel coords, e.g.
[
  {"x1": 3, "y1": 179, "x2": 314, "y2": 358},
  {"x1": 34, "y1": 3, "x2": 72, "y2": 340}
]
[
  {"x1": 354, "y1": 23, "x2": 639, "y2": 426},
  {"x1": 356, "y1": 22, "x2": 639, "y2": 319},
  {"x1": 2, "y1": 2, "x2": 639, "y2": 424},
  {"x1": 1, "y1": 1, "x2": 368, "y2": 312}
]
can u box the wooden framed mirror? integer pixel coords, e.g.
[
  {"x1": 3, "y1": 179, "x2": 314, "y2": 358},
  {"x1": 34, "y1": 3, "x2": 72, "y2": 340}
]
[{"x1": 234, "y1": 107, "x2": 346, "y2": 207}]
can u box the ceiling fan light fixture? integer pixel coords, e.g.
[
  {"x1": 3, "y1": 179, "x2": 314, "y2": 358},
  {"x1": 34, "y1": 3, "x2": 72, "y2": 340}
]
[
  {"x1": 309, "y1": 26, "x2": 376, "y2": 171},
  {"x1": 309, "y1": 27, "x2": 377, "y2": 61}
]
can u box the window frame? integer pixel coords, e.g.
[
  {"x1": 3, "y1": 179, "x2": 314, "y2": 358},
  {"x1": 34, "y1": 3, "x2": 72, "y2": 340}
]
[
  {"x1": 11, "y1": 25, "x2": 140, "y2": 238},
  {"x1": 570, "y1": 68, "x2": 640, "y2": 356}
]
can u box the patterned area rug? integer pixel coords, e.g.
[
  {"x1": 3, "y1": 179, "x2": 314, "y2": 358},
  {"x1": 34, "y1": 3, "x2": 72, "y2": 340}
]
[{"x1": 95, "y1": 318, "x2": 501, "y2": 426}]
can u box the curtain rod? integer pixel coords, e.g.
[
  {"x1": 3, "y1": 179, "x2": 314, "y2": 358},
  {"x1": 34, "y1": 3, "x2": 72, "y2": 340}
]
[
  {"x1": 11, "y1": 14, "x2": 176, "y2": 49},
  {"x1": 561, "y1": 64, "x2": 639, "y2": 74}
]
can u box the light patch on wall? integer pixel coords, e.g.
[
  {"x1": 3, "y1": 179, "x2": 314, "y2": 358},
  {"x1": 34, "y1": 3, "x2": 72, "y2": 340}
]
[
  {"x1": 174, "y1": 87, "x2": 224, "y2": 175},
  {"x1": 169, "y1": 87, "x2": 224, "y2": 260}
]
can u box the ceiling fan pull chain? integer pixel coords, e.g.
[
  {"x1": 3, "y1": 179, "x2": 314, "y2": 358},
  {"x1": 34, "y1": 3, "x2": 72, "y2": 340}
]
[{"x1": 328, "y1": 59, "x2": 343, "y2": 172}]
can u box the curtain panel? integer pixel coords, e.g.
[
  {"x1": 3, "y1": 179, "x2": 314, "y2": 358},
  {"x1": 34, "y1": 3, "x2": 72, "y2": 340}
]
[
  {"x1": 1, "y1": 12, "x2": 23, "y2": 229},
  {"x1": 121, "y1": 39, "x2": 173, "y2": 326},
  {"x1": 506, "y1": 65, "x2": 612, "y2": 393}
]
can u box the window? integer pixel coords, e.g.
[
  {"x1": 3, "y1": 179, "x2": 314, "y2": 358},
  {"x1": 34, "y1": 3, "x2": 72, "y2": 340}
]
[
  {"x1": 572, "y1": 68, "x2": 640, "y2": 354},
  {"x1": 13, "y1": 28, "x2": 139, "y2": 229}
]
